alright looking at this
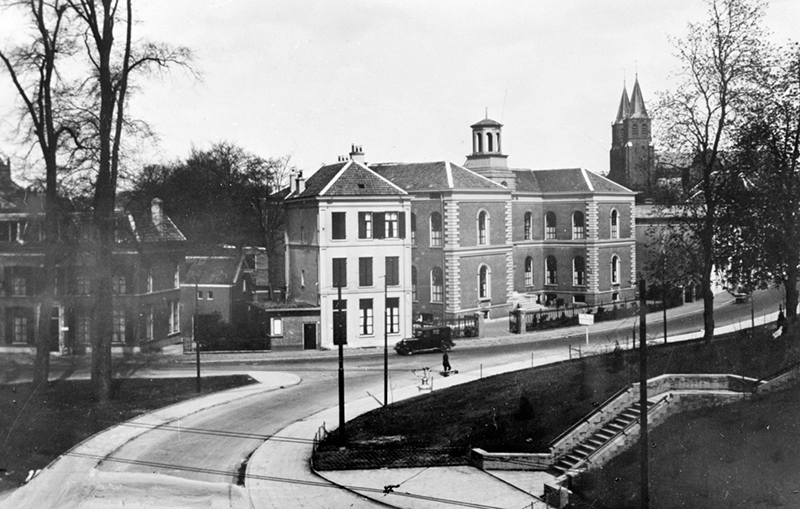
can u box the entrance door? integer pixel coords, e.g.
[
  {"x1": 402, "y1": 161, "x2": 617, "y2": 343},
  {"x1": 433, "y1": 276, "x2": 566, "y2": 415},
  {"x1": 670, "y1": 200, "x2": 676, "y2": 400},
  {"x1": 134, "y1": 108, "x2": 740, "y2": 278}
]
[{"x1": 303, "y1": 323, "x2": 317, "y2": 350}]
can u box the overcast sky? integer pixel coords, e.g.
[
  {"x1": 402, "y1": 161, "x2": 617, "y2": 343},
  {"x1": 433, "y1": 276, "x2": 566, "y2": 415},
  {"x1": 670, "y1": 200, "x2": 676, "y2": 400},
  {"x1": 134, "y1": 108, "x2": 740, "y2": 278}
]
[{"x1": 1, "y1": 0, "x2": 798, "y2": 180}]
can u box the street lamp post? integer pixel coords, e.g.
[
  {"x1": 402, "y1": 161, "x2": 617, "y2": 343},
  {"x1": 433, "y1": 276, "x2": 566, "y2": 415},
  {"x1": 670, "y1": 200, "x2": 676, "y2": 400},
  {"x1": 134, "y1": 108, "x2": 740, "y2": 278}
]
[
  {"x1": 195, "y1": 280, "x2": 201, "y2": 393},
  {"x1": 384, "y1": 277, "x2": 388, "y2": 407}
]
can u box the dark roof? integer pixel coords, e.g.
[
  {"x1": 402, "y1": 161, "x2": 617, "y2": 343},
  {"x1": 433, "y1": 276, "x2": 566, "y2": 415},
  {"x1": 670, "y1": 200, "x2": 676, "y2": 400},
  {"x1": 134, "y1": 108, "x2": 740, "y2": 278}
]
[
  {"x1": 371, "y1": 162, "x2": 505, "y2": 192},
  {"x1": 471, "y1": 118, "x2": 503, "y2": 128},
  {"x1": 122, "y1": 199, "x2": 187, "y2": 243},
  {"x1": 182, "y1": 256, "x2": 242, "y2": 285},
  {"x1": 514, "y1": 168, "x2": 634, "y2": 195},
  {"x1": 290, "y1": 161, "x2": 406, "y2": 199},
  {"x1": 629, "y1": 78, "x2": 648, "y2": 118},
  {"x1": 248, "y1": 300, "x2": 320, "y2": 312},
  {"x1": 615, "y1": 85, "x2": 630, "y2": 124}
]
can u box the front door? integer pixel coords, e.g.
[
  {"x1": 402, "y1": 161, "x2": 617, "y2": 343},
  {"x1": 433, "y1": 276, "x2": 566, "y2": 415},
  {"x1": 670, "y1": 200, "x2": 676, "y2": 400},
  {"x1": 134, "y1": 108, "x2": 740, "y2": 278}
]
[{"x1": 303, "y1": 323, "x2": 317, "y2": 350}]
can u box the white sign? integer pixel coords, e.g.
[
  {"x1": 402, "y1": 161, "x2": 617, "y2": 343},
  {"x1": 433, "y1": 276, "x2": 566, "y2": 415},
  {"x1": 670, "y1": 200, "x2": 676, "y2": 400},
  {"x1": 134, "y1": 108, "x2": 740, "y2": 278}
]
[{"x1": 578, "y1": 313, "x2": 594, "y2": 326}]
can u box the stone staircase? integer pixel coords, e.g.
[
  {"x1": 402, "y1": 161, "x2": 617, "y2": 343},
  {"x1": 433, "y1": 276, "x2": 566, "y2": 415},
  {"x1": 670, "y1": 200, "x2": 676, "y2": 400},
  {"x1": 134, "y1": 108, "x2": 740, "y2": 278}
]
[{"x1": 549, "y1": 400, "x2": 654, "y2": 476}]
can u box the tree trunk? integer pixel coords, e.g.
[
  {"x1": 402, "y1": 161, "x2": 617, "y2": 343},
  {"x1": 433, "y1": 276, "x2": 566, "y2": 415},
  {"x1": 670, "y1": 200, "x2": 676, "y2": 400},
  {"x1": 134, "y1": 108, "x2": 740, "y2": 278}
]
[
  {"x1": 32, "y1": 255, "x2": 56, "y2": 387},
  {"x1": 702, "y1": 207, "x2": 715, "y2": 343},
  {"x1": 786, "y1": 263, "x2": 798, "y2": 325}
]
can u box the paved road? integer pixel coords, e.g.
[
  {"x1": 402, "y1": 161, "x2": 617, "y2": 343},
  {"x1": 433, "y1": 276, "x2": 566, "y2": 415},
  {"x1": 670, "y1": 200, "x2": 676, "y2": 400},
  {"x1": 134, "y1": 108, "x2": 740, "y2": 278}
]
[{"x1": 93, "y1": 288, "x2": 784, "y2": 487}]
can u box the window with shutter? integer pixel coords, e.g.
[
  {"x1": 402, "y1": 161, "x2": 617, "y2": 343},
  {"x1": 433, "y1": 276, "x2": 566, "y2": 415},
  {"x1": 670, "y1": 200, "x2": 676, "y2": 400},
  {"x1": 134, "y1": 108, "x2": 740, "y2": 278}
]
[
  {"x1": 332, "y1": 212, "x2": 346, "y2": 240},
  {"x1": 359, "y1": 257, "x2": 373, "y2": 286},
  {"x1": 332, "y1": 258, "x2": 347, "y2": 287},
  {"x1": 373, "y1": 212, "x2": 385, "y2": 239}
]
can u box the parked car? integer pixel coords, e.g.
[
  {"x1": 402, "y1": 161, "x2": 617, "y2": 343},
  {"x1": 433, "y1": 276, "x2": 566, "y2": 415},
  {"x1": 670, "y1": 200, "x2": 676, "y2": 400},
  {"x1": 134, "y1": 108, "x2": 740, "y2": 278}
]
[{"x1": 394, "y1": 325, "x2": 454, "y2": 355}]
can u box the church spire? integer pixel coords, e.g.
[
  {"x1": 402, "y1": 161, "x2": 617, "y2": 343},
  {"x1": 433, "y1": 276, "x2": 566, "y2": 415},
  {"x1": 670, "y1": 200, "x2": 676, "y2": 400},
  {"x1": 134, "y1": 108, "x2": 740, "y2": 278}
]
[
  {"x1": 629, "y1": 76, "x2": 648, "y2": 118},
  {"x1": 614, "y1": 85, "x2": 630, "y2": 124}
]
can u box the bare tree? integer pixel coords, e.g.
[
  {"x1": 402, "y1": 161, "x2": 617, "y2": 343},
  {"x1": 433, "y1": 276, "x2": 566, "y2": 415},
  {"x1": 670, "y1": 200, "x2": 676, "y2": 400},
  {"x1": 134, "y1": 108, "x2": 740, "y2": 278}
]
[
  {"x1": 0, "y1": 0, "x2": 85, "y2": 385},
  {"x1": 66, "y1": 0, "x2": 193, "y2": 401},
  {"x1": 655, "y1": 0, "x2": 767, "y2": 342}
]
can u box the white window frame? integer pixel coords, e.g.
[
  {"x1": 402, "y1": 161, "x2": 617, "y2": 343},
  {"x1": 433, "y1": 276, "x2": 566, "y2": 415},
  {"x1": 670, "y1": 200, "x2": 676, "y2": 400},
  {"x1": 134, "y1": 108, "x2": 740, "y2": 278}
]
[
  {"x1": 545, "y1": 212, "x2": 557, "y2": 240},
  {"x1": 573, "y1": 257, "x2": 586, "y2": 286},
  {"x1": 610, "y1": 209, "x2": 619, "y2": 239},
  {"x1": 359, "y1": 299, "x2": 374, "y2": 336},
  {"x1": 271, "y1": 317, "x2": 283, "y2": 337},
  {"x1": 477, "y1": 210, "x2": 489, "y2": 245},
  {"x1": 478, "y1": 264, "x2": 490, "y2": 300},
  {"x1": 572, "y1": 211, "x2": 585, "y2": 240},
  {"x1": 169, "y1": 300, "x2": 180, "y2": 335},
  {"x1": 611, "y1": 255, "x2": 621, "y2": 285}
]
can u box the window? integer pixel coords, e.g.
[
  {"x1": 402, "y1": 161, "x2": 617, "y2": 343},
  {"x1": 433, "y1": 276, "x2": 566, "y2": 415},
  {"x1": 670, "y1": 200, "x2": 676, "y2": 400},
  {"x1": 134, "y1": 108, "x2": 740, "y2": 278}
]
[
  {"x1": 611, "y1": 255, "x2": 620, "y2": 285},
  {"x1": 385, "y1": 212, "x2": 399, "y2": 238},
  {"x1": 525, "y1": 257, "x2": 533, "y2": 286},
  {"x1": 271, "y1": 317, "x2": 283, "y2": 336},
  {"x1": 478, "y1": 211, "x2": 488, "y2": 245},
  {"x1": 207, "y1": 291, "x2": 214, "y2": 300},
  {"x1": 13, "y1": 315, "x2": 28, "y2": 343},
  {"x1": 78, "y1": 315, "x2": 92, "y2": 344},
  {"x1": 359, "y1": 257, "x2": 373, "y2": 287},
  {"x1": 197, "y1": 290, "x2": 204, "y2": 300},
  {"x1": 332, "y1": 258, "x2": 347, "y2": 287},
  {"x1": 632, "y1": 124, "x2": 639, "y2": 136},
  {"x1": 386, "y1": 297, "x2": 400, "y2": 334},
  {"x1": 410, "y1": 213, "x2": 417, "y2": 244},
  {"x1": 301, "y1": 270, "x2": 305, "y2": 289},
  {"x1": 573, "y1": 256, "x2": 586, "y2": 286},
  {"x1": 524, "y1": 212, "x2": 532, "y2": 240},
  {"x1": 546, "y1": 256, "x2": 557, "y2": 285},
  {"x1": 112, "y1": 310, "x2": 126, "y2": 343},
  {"x1": 358, "y1": 212, "x2": 372, "y2": 239},
  {"x1": 332, "y1": 212, "x2": 346, "y2": 240},
  {"x1": 573, "y1": 212, "x2": 585, "y2": 240},
  {"x1": 0, "y1": 221, "x2": 18, "y2": 242},
  {"x1": 411, "y1": 266, "x2": 418, "y2": 301},
  {"x1": 545, "y1": 212, "x2": 557, "y2": 240},
  {"x1": 610, "y1": 209, "x2": 619, "y2": 239},
  {"x1": 642, "y1": 124, "x2": 649, "y2": 136},
  {"x1": 147, "y1": 270, "x2": 153, "y2": 293},
  {"x1": 487, "y1": 132, "x2": 494, "y2": 152},
  {"x1": 169, "y1": 300, "x2": 180, "y2": 335},
  {"x1": 146, "y1": 309, "x2": 153, "y2": 340},
  {"x1": 174, "y1": 264, "x2": 180, "y2": 289},
  {"x1": 11, "y1": 276, "x2": 27, "y2": 296},
  {"x1": 359, "y1": 299, "x2": 374, "y2": 335},
  {"x1": 430, "y1": 212, "x2": 442, "y2": 247},
  {"x1": 385, "y1": 257, "x2": 399, "y2": 286},
  {"x1": 113, "y1": 275, "x2": 127, "y2": 295},
  {"x1": 479, "y1": 265, "x2": 490, "y2": 300},
  {"x1": 431, "y1": 267, "x2": 443, "y2": 303},
  {"x1": 75, "y1": 275, "x2": 90, "y2": 296}
]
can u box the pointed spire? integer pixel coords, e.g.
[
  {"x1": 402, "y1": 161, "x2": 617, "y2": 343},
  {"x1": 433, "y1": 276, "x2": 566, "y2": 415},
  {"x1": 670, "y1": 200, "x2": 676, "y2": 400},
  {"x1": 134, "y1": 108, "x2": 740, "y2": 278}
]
[
  {"x1": 615, "y1": 85, "x2": 630, "y2": 124},
  {"x1": 629, "y1": 76, "x2": 648, "y2": 118}
]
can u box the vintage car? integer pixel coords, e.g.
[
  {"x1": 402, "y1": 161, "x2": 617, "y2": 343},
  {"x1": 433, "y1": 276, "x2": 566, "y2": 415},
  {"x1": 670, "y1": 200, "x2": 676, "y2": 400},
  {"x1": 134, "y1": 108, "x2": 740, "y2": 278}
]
[{"x1": 394, "y1": 325, "x2": 454, "y2": 355}]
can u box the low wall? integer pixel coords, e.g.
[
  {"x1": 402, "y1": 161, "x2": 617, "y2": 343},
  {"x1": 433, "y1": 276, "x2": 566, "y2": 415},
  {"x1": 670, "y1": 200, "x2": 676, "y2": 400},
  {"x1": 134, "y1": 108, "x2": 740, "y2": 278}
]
[{"x1": 470, "y1": 448, "x2": 552, "y2": 471}]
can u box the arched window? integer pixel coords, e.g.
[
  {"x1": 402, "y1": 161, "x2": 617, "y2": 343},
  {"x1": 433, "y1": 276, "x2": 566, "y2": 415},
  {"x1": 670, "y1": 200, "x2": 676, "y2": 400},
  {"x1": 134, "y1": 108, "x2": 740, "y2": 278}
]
[
  {"x1": 430, "y1": 212, "x2": 442, "y2": 247},
  {"x1": 497, "y1": 132, "x2": 501, "y2": 153},
  {"x1": 431, "y1": 267, "x2": 443, "y2": 303},
  {"x1": 632, "y1": 124, "x2": 639, "y2": 136},
  {"x1": 487, "y1": 132, "x2": 494, "y2": 152},
  {"x1": 573, "y1": 256, "x2": 585, "y2": 286},
  {"x1": 524, "y1": 212, "x2": 532, "y2": 240},
  {"x1": 610, "y1": 209, "x2": 619, "y2": 239},
  {"x1": 411, "y1": 266, "x2": 418, "y2": 301},
  {"x1": 524, "y1": 257, "x2": 533, "y2": 286},
  {"x1": 642, "y1": 124, "x2": 649, "y2": 136},
  {"x1": 545, "y1": 256, "x2": 557, "y2": 285},
  {"x1": 545, "y1": 212, "x2": 557, "y2": 240},
  {"x1": 478, "y1": 210, "x2": 489, "y2": 245},
  {"x1": 479, "y1": 265, "x2": 490, "y2": 300},
  {"x1": 611, "y1": 255, "x2": 620, "y2": 285},
  {"x1": 572, "y1": 211, "x2": 585, "y2": 240},
  {"x1": 476, "y1": 133, "x2": 483, "y2": 153},
  {"x1": 410, "y1": 212, "x2": 417, "y2": 244}
]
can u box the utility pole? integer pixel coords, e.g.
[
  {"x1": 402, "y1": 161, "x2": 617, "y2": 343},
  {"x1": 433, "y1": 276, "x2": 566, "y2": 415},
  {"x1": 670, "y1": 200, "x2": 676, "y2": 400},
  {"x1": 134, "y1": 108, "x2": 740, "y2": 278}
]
[
  {"x1": 195, "y1": 280, "x2": 201, "y2": 393},
  {"x1": 638, "y1": 278, "x2": 649, "y2": 509},
  {"x1": 384, "y1": 278, "x2": 388, "y2": 407},
  {"x1": 334, "y1": 284, "x2": 347, "y2": 445},
  {"x1": 662, "y1": 283, "x2": 668, "y2": 344}
]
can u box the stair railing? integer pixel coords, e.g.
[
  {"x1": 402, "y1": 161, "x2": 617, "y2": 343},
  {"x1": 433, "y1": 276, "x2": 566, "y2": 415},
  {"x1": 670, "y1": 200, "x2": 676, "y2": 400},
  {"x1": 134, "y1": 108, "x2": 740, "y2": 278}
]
[{"x1": 548, "y1": 384, "x2": 633, "y2": 452}]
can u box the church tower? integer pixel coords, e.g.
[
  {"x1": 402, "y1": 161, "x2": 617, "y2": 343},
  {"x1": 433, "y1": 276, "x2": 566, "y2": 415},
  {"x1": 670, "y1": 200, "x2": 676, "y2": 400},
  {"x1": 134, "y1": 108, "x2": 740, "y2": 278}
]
[
  {"x1": 608, "y1": 77, "x2": 655, "y2": 194},
  {"x1": 463, "y1": 116, "x2": 515, "y2": 189}
]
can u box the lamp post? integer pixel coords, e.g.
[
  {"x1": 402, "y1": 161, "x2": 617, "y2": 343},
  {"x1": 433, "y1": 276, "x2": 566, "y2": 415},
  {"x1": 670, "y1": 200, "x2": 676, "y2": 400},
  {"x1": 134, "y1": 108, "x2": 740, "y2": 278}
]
[
  {"x1": 638, "y1": 278, "x2": 649, "y2": 509},
  {"x1": 333, "y1": 284, "x2": 347, "y2": 446},
  {"x1": 195, "y1": 280, "x2": 201, "y2": 393},
  {"x1": 384, "y1": 277, "x2": 388, "y2": 407}
]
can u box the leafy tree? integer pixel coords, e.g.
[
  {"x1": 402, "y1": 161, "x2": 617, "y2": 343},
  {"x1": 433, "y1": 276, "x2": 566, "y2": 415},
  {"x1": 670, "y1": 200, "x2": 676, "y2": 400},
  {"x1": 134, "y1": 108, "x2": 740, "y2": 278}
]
[
  {"x1": 719, "y1": 43, "x2": 800, "y2": 324},
  {"x1": 654, "y1": 0, "x2": 768, "y2": 342},
  {"x1": 133, "y1": 141, "x2": 292, "y2": 263}
]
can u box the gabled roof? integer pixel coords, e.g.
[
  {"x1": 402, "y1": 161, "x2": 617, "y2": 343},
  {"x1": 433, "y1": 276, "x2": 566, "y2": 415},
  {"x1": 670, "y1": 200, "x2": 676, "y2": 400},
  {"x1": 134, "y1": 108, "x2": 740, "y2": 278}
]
[
  {"x1": 514, "y1": 168, "x2": 635, "y2": 195},
  {"x1": 122, "y1": 200, "x2": 187, "y2": 243},
  {"x1": 289, "y1": 160, "x2": 406, "y2": 199},
  {"x1": 371, "y1": 161, "x2": 506, "y2": 192},
  {"x1": 182, "y1": 255, "x2": 242, "y2": 285}
]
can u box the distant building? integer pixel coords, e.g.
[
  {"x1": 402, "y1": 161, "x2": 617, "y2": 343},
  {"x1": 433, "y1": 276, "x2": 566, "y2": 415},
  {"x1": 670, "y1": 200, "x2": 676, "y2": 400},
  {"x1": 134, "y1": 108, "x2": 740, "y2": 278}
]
[
  {"x1": 608, "y1": 77, "x2": 655, "y2": 195},
  {"x1": 180, "y1": 254, "x2": 250, "y2": 340},
  {"x1": 0, "y1": 159, "x2": 186, "y2": 354}
]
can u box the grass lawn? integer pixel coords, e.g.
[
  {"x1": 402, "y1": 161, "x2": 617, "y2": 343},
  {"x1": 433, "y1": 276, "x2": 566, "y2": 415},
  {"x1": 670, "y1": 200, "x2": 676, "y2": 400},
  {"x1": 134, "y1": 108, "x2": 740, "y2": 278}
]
[
  {"x1": 0, "y1": 375, "x2": 255, "y2": 493},
  {"x1": 571, "y1": 383, "x2": 800, "y2": 509},
  {"x1": 320, "y1": 325, "x2": 800, "y2": 506}
]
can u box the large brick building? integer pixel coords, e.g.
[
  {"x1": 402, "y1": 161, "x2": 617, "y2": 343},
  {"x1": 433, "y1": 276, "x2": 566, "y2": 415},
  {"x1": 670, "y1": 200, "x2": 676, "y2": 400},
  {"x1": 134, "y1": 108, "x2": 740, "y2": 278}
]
[{"x1": 0, "y1": 159, "x2": 186, "y2": 354}]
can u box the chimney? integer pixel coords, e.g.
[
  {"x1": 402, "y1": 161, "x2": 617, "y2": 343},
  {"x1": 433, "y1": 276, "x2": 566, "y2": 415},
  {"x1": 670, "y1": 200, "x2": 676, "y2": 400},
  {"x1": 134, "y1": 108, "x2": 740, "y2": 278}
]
[
  {"x1": 349, "y1": 144, "x2": 365, "y2": 164},
  {"x1": 151, "y1": 197, "x2": 163, "y2": 226},
  {"x1": 295, "y1": 171, "x2": 305, "y2": 194},
  {"x1": 289, "y1": 171, "x2": 297, "y2": 193},
  {"x1": 0, "y1": 157, "x2": 11, "y2": 182}
]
